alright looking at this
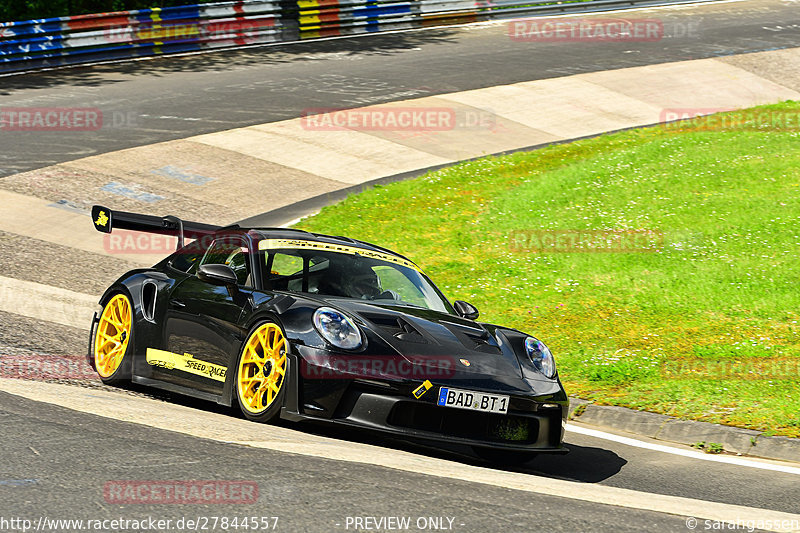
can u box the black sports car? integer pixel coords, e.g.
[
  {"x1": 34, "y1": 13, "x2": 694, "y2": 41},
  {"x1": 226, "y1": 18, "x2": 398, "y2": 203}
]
[{"x1": 88, "y1": 205, "x2": 568, "y2": 462}]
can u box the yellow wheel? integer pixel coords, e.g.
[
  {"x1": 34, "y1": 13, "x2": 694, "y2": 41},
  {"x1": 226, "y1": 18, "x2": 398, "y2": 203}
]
[
  {"x1": 236, "y1": 322, "x2": 287, "y2": 422},
  {"x1": 93, "y1": 293, "x2": 133, "y2": 383}
]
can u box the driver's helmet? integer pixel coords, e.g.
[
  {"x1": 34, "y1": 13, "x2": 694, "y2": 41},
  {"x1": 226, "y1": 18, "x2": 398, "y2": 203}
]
[
  {"x1": 345, "y1": 263, "x2": 382, "y2": 299},
  {"x1": 321, "y1": 258, "x2": 381, "y2": 299}
]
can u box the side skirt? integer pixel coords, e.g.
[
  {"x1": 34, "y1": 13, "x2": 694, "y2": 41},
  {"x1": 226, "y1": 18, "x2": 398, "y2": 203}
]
[{"x1": 131, "y1": 375, "x2": 222, "y2": 403}]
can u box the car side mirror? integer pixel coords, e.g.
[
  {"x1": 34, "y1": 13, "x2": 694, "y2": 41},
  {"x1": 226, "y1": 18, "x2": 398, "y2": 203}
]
[
  {"x1": 453, "y1": 300, "x2": 479, "y2": 320},
  {"x1": 197, "y1": 264, "x2": 238, "y2": 287}
]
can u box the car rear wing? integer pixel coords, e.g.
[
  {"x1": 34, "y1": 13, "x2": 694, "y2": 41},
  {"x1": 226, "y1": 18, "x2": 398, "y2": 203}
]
[{"x1": 91, "y1": 205, "x2": 220, "y2": 249}]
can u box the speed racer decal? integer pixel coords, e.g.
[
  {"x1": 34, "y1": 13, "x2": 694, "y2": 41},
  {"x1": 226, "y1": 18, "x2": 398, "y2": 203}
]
[
  {"x1": 259, "y1": 238, "x2": 420, "y2": 271},
  {"x1": 146, "y1": 348, "x2": 227, "y2": 382}
]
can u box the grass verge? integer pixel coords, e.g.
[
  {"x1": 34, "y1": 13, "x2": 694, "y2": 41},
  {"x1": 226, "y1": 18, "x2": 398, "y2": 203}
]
[{"x1": 296, "y1": 101, "x2": 800, "y2": 438}]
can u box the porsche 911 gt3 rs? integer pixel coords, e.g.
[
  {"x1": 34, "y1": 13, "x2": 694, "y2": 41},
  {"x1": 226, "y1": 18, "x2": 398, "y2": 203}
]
[{"x1": 88, "y1": 205, "x2": 568, "y2": 462}]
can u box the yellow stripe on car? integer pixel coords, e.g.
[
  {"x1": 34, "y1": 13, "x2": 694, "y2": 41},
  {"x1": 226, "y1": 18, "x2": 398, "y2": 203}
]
[
  {"x1": 259, "y1": 238, "x2": 420, "y2": 271},
  {"x1": 146, "y1": 348, "x2": 227, "y2": 382}
]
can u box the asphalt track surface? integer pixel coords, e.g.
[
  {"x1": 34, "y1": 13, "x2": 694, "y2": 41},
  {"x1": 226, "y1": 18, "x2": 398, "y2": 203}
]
[
  {"x1": 2, "y1": 0, "x2": 800, "y2": 531},
  {"x1": 0, "y1": 391, "x2": 689, "y2": 533},
  {"x1": 1, "y1": 0, "x2": 800, "y2": 177},
  {"x1": 1, "y1": 389, "x2": 798, "y2": 533}
]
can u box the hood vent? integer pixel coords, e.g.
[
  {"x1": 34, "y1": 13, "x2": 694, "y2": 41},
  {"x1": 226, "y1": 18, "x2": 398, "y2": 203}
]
[
  {"x1": 396, "y1": 320, "x2": 426, "y2": 343},
  {"x1": 363, "y1": 314, "x2": 427, "y2": 344},
  {"x1": 442, "y1": 321, "x2": 501, "y2": 354}
]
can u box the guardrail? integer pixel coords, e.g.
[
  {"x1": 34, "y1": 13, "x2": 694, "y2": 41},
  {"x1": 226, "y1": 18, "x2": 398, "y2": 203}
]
[
  {"x1": 0, "y1": 1, "x2": 284, "y2": 73},
  {"x1": 1, "y1": 0, "x2": 712, "y2": 74},
  {"x1": 297, "y1": 0, "x2": 417, "y2": 39}
]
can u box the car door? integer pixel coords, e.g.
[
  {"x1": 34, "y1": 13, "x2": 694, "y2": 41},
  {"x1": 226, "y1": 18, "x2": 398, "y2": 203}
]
[{"x1": 156, "y1": 234, "x2": 255, "y2": 395}]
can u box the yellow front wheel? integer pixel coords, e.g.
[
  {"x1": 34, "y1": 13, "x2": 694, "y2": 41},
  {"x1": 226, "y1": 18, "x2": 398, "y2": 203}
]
[
  {"x1": 236, "y1": 322, "x2": 287, "y2": 423},
  {"x1": 93, "y1": 293, "x2": 133, "y2": 383}
]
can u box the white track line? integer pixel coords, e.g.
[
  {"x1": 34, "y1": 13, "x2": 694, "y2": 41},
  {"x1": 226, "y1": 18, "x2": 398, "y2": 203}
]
[
  {"x1": 566, "y1": 424, "x2": 800, "y2": 475},
  {"x1": 0, "y1": 276, "x2": 96, "y2": 331}
]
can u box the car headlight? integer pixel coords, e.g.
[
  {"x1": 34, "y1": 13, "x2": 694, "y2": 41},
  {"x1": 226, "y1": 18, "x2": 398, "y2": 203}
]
[
  {"x1": 313, "y1": 307, "x2": 363, "y2": 350},
  {"x1": 525, "y1": 337, "x2": 556, "y2": 378}
]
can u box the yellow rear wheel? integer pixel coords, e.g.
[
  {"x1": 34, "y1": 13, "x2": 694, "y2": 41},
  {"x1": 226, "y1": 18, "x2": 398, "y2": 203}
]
[
  {"x1": 94, "y1": 293, "x2": 132, "y2": 381},
  {"x1": 236, "y1": 322, "x2": 287, "y2": 422}
]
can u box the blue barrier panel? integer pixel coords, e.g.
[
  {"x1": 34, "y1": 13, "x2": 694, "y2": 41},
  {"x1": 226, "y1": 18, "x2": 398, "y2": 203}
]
[{"x1": 0, "y1": 1, "x2": 282, "y2": 73}]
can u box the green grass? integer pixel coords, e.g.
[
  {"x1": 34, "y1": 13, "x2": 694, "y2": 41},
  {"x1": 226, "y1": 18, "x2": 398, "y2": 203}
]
[
  {"x1": 296, "y1": 101, "x2": 800, "y2": 438},
  {"x1": 691, "y1": 441, "x2": 725, "y2": 454}
]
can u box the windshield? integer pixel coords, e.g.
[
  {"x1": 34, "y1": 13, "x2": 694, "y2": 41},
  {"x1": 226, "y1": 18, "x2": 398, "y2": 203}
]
[{"x1": 260, "y1": 244, "x2": 452, "y2": 313}]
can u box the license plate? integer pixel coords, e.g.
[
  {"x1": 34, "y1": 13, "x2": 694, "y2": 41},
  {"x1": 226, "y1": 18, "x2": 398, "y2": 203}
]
[{"x1": 437, "y1": 387, "x2": 509, "y2": 414}]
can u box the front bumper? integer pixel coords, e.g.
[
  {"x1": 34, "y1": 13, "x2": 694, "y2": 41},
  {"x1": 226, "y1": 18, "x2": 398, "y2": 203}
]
[
  {"x1": 287, "y1": 347, "x2": 568, "y2": 453},
  {"x1": 332, "y1": 387, "x2": 567, "y2": 452}
]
